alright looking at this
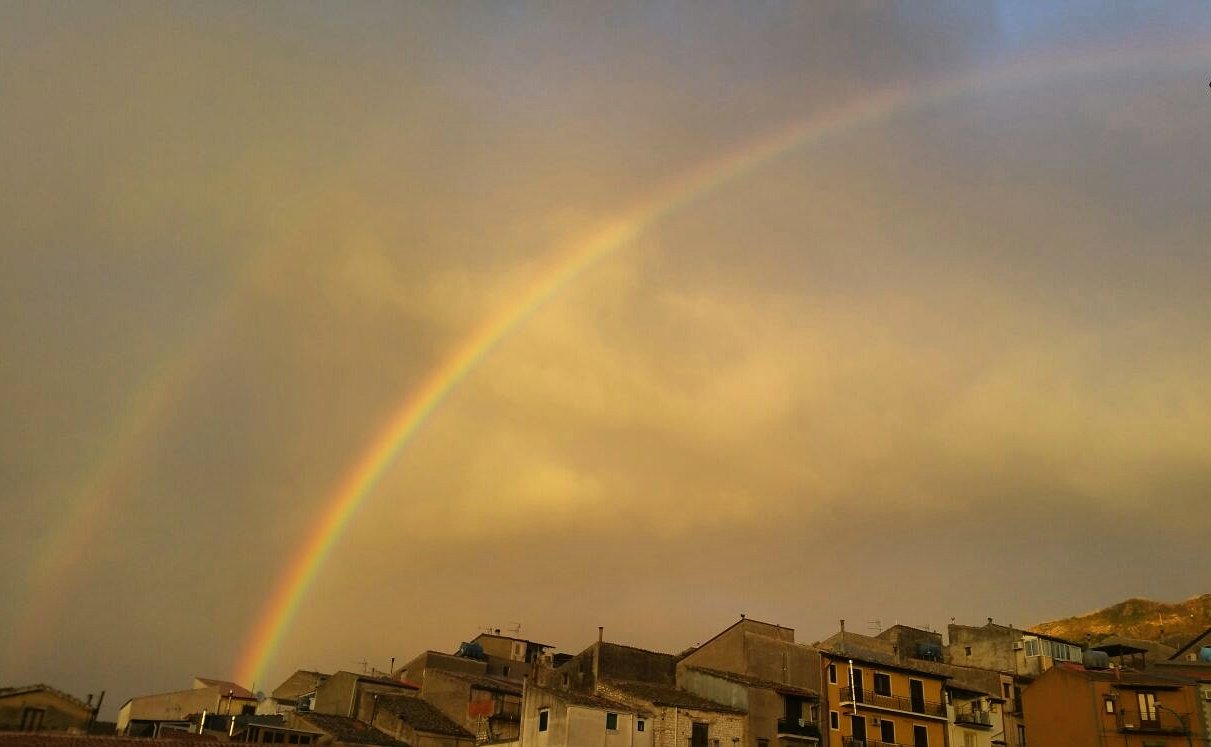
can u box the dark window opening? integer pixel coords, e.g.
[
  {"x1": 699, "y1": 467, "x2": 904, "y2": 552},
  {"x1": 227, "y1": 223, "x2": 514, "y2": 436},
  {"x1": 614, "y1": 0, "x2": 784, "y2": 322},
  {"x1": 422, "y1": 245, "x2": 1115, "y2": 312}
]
[{"x1": 538, "y1": 709, "x2": 549, "y2": 732}]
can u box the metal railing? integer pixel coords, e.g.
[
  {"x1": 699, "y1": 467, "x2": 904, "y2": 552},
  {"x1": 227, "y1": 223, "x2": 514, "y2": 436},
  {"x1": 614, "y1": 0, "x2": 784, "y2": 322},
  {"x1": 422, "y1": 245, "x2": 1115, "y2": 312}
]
[
  {"x1": 954, "y1": 707, "x2": 993, "y2": 727},
  {"x1": 776, "y1": 718, "x2": 821, "y2": 738},
  {"x1": 841, "y1": 738, "x2": 911, "y2": 747},
  {"x1": 1118, "y1": 709, "x2": 1191, "y2": 735},
  {"x1": 839, "y1": 687, "x2": 947, "y2": 718}
]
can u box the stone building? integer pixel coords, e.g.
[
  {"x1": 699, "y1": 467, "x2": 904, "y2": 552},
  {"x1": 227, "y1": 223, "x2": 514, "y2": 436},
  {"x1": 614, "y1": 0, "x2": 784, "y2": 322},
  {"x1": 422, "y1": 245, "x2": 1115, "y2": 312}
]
[
  {"x1": 0, "y1": 685, "x2": 95, "y2": 733},
  {"x1": 677, "y1": 617, "x2": 822, "y2": 746}
]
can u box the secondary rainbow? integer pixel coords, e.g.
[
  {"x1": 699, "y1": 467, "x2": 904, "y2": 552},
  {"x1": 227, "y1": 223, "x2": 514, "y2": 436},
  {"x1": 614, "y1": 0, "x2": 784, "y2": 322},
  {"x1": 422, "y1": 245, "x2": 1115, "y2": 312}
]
[{"x1": 233, "y1": 43, "x2": 1209, "y2": 688}]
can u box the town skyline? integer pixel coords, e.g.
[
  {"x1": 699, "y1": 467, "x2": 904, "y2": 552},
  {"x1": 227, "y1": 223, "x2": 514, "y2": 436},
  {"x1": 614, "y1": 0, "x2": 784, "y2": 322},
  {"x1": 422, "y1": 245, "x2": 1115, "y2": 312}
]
[{"x1": 3, "y1": 0, "x2": 1210, "y2": 732}]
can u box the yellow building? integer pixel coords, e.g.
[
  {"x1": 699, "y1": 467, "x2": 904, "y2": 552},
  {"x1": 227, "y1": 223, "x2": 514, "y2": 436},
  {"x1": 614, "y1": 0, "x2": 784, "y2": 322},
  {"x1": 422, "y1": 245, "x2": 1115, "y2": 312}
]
[{"x1": 816, "y1": 628, "x2": 950, "y2": 747}]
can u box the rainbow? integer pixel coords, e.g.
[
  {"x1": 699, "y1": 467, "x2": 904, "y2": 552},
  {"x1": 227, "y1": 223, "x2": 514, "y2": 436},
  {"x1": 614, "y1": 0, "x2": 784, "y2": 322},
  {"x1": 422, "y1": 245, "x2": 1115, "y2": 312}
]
[{"x1": 208, "y1": 45, "x2": 1211, "y2": 687}]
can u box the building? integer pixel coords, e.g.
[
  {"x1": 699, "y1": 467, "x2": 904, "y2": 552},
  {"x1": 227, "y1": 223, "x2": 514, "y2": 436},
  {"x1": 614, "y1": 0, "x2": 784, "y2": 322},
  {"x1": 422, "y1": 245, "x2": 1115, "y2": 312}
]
[
  {"x1": 946, "y1": 618, "x2": 1084, "y2": 747},
  {"x1": 465, "y1": 633, "x2": 554, "y2": 682},
  {"x1": 117, "y1": 678, "x2": 257, "y2": 736},
  {"x1": 553, "y1": 631, "x2": 746, "y2": 747},
  {"x1": 413, "y1": 670, "x2": 522, "y2": 744},
  {"x1": 1021, "y1": 664, "x2": 1199, "y2": 747},
  {"x1": 815, "y1": 625, "x2": 950, "y2": 747},
  {"x1": 362, "y1": 695, "x2": 475, "y2": 747},
  {"x1": 519, "y1": 684, "x2": 650, "y2": 747},
  {"x1": 677, "y1": 616, "x2": 823, "y2": 746},
  {"x1": 0, "y1": 685, "x2": 96, "y2": 733},
  {"x1": 258, "y1": 672, "x2": 331, "y2": 716},
  {"x1": 232, "y1": 714, "x2": 324, "y2": 744},
  {"x1": 310, "y1": 673, "x2": 417, "y2": 719},
  {"x1": 285, "y1": 712, "x2": 407, "y2": 747}
]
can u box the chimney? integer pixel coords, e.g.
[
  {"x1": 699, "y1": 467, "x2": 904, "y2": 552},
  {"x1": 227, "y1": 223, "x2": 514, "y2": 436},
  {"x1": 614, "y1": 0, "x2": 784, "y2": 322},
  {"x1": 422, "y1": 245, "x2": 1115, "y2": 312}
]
[
  {"x1": 987, "y1": 617, "x2": 993, "y2": 626},
  {"x1": 840, "y1": 619, "x2": 847, "y2": 654},
  {"x1": 593, "y1": 627, "x2": 603, "y2": 683}
]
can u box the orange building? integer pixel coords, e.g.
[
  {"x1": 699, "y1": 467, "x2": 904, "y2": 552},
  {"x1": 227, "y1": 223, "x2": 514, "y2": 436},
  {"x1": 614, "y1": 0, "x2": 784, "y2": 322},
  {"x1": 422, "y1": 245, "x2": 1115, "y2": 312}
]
[
  {"x1": 1021, "y1": 664, "x2": 1199, "y2": 747},
  {"x1": 816, "y1": 628, "x2": 950, "y2": 747}
]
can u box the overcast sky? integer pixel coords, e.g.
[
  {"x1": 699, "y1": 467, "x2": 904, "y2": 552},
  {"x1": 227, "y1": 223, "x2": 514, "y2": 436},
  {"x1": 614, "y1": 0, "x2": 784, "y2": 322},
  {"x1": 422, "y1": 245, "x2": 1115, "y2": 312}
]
[{"x1": 2, "y1": 1, "x2": 1210, "y2": 716}]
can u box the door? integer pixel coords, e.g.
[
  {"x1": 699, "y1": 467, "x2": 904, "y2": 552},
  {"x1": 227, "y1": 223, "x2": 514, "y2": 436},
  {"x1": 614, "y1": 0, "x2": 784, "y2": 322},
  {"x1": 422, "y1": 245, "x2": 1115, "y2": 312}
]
[
  {"x1": 850, "y1": 715, "x2": 866, "y2": 744},
  {"x1": 852, "y1": 667, "x2": 865, "y2": 703},
  {"x1": 691, "y1": 721, "x2": 708, "y2": 747},
  {"x1": 910, "y1": 679, "x2": 925, "y2": 714},
  {"x1": 880, "y1": 719, "x2": 895, "y2": 744}
]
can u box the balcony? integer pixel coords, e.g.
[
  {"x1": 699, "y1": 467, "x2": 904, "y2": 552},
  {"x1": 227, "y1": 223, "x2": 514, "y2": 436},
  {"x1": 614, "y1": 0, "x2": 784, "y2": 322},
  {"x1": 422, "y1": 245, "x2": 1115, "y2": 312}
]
[
  {"x1": 839, "y1": 687, "x2": 946, "y2": 719},
  {"x1": 490, "y1": 701, "x2": 521, "y2": 721},
  {"x1": 841, "y1": 738, "x2": 912, "y2": 747},
  {"x1": 1118, "y1": 709, "x2": 1190, "y2": 735},
  {"x1": 776, "y1": 719, "x2": 821, "y2": 739},
  {"x1": 953, "y1": 707, "x2": 994, "y2": 728}
]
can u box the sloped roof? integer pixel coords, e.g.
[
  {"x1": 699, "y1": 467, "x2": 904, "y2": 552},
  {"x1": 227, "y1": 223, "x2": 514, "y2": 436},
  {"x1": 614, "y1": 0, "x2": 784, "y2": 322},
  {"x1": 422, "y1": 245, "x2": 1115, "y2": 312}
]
[
  {"x1": 292, "y1": 713, "x2": 407, "y2": 746},
  {"x1": 0, "y1": 685, "x2": 92, "y2": 710},
  {"x1": 194, "y1": 679, "x2": 254, "y2": 698},
  {"x1": 1170, "y1": 625, "x2": 1211, "y2": 661},
  {"x1": 0, "y1": 738, "x2": 217, "y2": 747},
  {"x1": 1058, "y1": 664, "x2": 1195, "y2": 689},
  {"x1": 427, "y1": 670, "x2": 522, "y2": 696},
  {"x1": 529, "y1": 685, "x2": 640, "y2": 713},
  {"x1": 816, "y1": 632, "x2": 951, "y2": 680},
  {"x1": 684, "y1": 667, "x2": 818, "y2": 699},
  {"x1": 607, "y1": 681, "x2": 745, "y2": 714},
  {"x1": 375, "y1": 696, "x2": 472, "y2": 738}
]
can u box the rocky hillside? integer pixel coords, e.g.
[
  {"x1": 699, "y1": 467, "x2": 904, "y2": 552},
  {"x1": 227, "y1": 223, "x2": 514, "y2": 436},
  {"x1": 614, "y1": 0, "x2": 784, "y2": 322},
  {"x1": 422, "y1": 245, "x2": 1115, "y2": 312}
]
[{"x1": 1031, "y1": 594, "x2": 1211, "y2": 648}]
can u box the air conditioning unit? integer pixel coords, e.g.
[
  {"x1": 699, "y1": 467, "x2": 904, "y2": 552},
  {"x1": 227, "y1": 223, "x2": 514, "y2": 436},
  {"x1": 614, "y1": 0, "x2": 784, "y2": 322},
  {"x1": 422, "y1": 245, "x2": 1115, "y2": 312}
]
[
  {"x1": 1012, "y1": 642, "x2": 1023, "y2": 651},
  {"x1": 798, "y1": 719, "x2": 806, "y2": 727}
]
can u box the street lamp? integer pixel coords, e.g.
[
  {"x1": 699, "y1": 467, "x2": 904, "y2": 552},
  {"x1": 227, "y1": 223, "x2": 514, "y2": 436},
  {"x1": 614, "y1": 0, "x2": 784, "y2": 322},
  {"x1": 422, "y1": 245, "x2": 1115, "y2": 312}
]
[{"x1": 1152, "y1": 703, "x2": 1192, "y2": 747}]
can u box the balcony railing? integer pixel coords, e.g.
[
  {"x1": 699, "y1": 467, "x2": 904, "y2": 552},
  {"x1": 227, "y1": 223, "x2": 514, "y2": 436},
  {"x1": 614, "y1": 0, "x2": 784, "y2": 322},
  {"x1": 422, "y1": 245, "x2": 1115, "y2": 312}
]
[
  {"x1": 954, "y1": 708, "x2": 994, "y2": 728},
  {"x1": 840, "y1": 687, "x2": 946, "y2": 718},
  {"x1": 1118, "y1": 710, "x2": 1190, "y2": 735},
  {"x1": 776, "y1": 719, "x2": 821, "y2": 738},
  {"x1": 841, "y1": 738, "x2": 912, "y2": 747}
]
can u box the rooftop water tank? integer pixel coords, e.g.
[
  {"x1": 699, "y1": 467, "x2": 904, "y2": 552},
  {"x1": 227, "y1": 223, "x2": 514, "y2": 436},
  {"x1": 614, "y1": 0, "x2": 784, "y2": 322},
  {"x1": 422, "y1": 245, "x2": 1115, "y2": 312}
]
[
  {"x1": 457, "y1": 641, "x2": 486, "y2": 660},
  {"x1": 1083, "y1": 650, "x2": 1111, "y2": 669},
  {"x1": 1199, "y1": 646, "x2": 1211, "y2": 663}
]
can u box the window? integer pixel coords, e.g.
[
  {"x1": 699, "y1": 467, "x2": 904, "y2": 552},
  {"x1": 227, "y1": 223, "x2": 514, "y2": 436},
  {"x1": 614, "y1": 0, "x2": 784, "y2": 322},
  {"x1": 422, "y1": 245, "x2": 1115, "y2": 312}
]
[
  {"x1": 964, "y1": 646, "x2": 972, "y2": 657},
  {"x1": 289, "y1": 736, "x2": 300, "y2": 744},
  {"x1": 1137, "y1": 692, "x2": 1158, "y2": 722},
  {"x1": 829, "y1": 663, "x2": 837, "y2": 683},
  {"x1": 562, "y1": 674, "x2": 569, "y2": 687},
  {"x1": 1017, "y1": 724, "x2": 1026, "y2": 745},
  {"x1": 691, "y1": 722, "x2": 708, "y2": 747},
  {"x1": 637, "y1": 719, "x2": 645, "y2": 732},
  {"x1": 538, "y1": 709, "x2": 549, "y2": 732},
  {"x1": 874, "y1": 673, "x2": 892, "y2": 697},
  {"x1": 880, "y1": 719, "x2": 895, "y2": 743},
  {"x1": 606, "y1": 712, "x2": 619, "y2": 731},
  {"x1": 19, "y1": 709, "x2": 44, "y2": 731},
  {"x1": 1104, "y1": 697, "x2": 1115, "y2": 714},
  {"x1": 829, "y1": 711, "x2": 839, "y2": 730},
  {"x1": 503, "y1": 665, "x2": 511, "y2": 677},
  {"x1": 1023, "y1": 637, "x2": 1040, "y2": 657},
  {"x1": 913, "y1": 724, "x2": 929, "y2": 747},
  {"x1": 963, "y1": 733, "x2": 977, "y2": 747},
  {"x1": 1003, "y1": 683, "x2": 1011, "y2": 699},
  {"x1": 300, "y1": 739, "x2": 311, "y2": 745},
  {"x1": 757, "y1": 741, "x2": 769, "y2": 747}
]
